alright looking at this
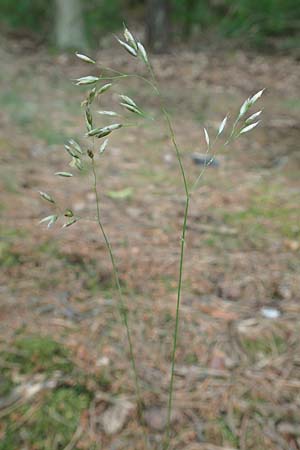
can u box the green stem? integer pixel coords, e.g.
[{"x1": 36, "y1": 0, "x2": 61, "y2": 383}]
[
  {"x1": 165, "y1": 196, "x2": 189, "y2": 449},
  {"x1": 99, "y1": 59, "x2": 205, "y2": 448},
  {"x1": 91, "y1": 159, "x2": 144, "y2": 418},
  {"x1": 146, "y1": 63, "x2": 190, "y2": 449}
]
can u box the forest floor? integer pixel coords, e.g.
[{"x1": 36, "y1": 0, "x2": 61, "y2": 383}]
[{"x1": 0, "y1": 34, "x2": 300, "y2": 450}]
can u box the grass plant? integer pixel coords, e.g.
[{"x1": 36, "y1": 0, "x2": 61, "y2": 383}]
[{"x1": 39, "y1": 26, "x2": 264, "y2": 448}]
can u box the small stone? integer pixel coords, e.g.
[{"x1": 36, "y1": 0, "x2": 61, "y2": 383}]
[
  {"x1": 163, "y1": 153, "x2": 173, "y2": 164},
  {"x1": 101, "y1": 399, "x2": 135, "y2": 435},
  {"x1": 96, "y1": 356, "x2": 110, "y2": 367},
  {"x1": 260, "y1": 307, "x2": 281, "y2": 319}
]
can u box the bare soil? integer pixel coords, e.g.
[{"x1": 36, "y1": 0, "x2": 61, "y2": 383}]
[{"x1": 0, "y1": 35, "x2": 300, "y2": 449}]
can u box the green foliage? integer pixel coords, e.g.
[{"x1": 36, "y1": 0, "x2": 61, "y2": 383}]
[
  {"x1": 0, "y1": 241, "x2": 21, "y2": 267},
  {"x1": 172, "y1": 0, "x2": 216, "y2": 36},
  {"x1": 218, "y1": 417, "x2": 239, "y2": 447},
  {"x1": 26, "y1": 388, "x2": 89, "y2": 448},
  {"x1": 0, "y1": 372, "x2": 15, "y2": 397},
  {"x1": 0, "y1": 227, "x2": 27, "y2": 267},
  {"x1": 0, "y1": 0, "x2": 52, "y2": 35},
  {"x1": 83, "y1": 0, "x2": 122, "y2": 43},
  {"x1": 1, "y1": 387, "x2": 89, "y2": 450},
  {"x1": 0, "y1": 0, "x2": 299, "y2": 48},
  {"x1": 172, "y1": 0, "x2": 300, "y2": 45},
  {"x1": 222, "y1": 183, "x2": 300, "y2": 242},
  {"x1": 241, "y1": 333, "x2": 286, "y2": 362},
  {"x1": 0, "y1": 335, "x2": 99, "y2": 449},
  {"x1": 0, "y1": 0, "x2": 122, "y2": 44},
  {"x1": 2, "y1": 335, "x2": 73, "y2": 374},
  {"x1": 220, "y1": 0, "x2": 300, "y2": 47}
]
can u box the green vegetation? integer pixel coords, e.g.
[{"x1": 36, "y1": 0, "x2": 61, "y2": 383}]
[
  {"x1": 1, "y1": 387, "x2": 90, "y2": 450},
  {"x1": 241, "y1": 333, "x2": 286, "y2": 361},
  {"x1": 0, "y1": 372, "x2": 15, "y2": 397},
  {"x1": 0, "y1": 241, "x2": 21, "y2": 267},
  {"x1": 0, "y1": 0, "x2": 122, "y2": 43},
  {"x1": 0, "y1": 227, "x2": 27, "y2": 267},
  {"x1": 83, "y1": 0, "x2": 122, "y2": 43},
  {"x1": 222, "y1": 183, "x2": 300, "y2": 244},
  {"x1": 173, "y1": 0, "x2": 300, "y2": 47},
  {"x1": 0, "y1": 0, "x2": 299, "y2": 49},
  {"x1": 33, "y1": 124, "x2": 69, "y2": 146},
  {"x1": 1, "y1": 335, "x2": 73, "y2": 374},
  {"x1": 218, "y1": 417, "x2": 239, "y2": 447},
  {"x1": 0, "y1": 335, "x2": 92, "y2": 449},
  {"x1": 0, "y1": 0, "x2": 52, "y2": 35}
]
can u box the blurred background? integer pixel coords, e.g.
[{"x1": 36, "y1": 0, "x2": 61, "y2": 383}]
[
  {"x1": 0, "y1": 0, "x2": 300, "y2": 51},
  {"x1": 0, "y1": 1, "x2": 300, "y2": 450}
]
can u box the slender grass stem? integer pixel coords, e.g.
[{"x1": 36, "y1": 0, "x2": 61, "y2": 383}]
[
  {"x1": 164, "y1": 197, "x2": 189, "y2": 449},
  {"x1": 145, "y1": 62, "x2": 190, "y2": 449},
  {"x1": 162, "y1": 125, "x2": 190, "y2": 450},
  {"x1": 94, "y1": 62, "x2": 191, "y2": 447},
  {"x1": 91, "y1": 159, "x2": 144, "y2": 422}
]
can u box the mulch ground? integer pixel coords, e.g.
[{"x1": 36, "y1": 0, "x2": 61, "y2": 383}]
[{"x1": 0, "y1": 34, "x2": 300, "y2": 449}]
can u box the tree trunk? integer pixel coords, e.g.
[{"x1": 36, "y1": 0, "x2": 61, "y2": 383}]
[
  {"x1": 55, "y1": 0, "x2": 87, "y2": 50},
  {"x1": 146, "y1": 0, "x2": 171, "y2": 53}
]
